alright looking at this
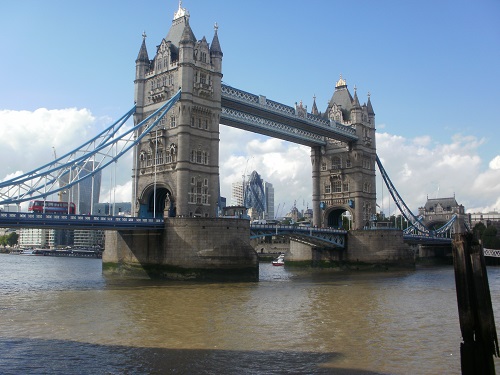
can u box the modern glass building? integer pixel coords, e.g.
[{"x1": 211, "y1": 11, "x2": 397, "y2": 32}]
[{"x1": 244, "y1": 171, "x2": 266, "y2": 220}]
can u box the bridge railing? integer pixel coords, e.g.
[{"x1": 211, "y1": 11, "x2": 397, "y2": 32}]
[
  {"x1": 250, "y1": 223, "x2": 347, "y2": 234},
  {"x1": 0, "y1": 212, "x2": 164, "y2": 230},
  {"x1": 484, "y1": 248, "x2": 500, "y2": 258}
]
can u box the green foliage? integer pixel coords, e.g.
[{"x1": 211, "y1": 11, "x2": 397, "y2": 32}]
[
  {"x1": 473, "y1": 222, "x2": 487, "y2": 242},
  {"x1": 7, "y1": 232, "x2": 18, "y2": 246},
  {"x1": 482, "y1": 225, "x2": 500, "y2": 249},
  {"x1": 0, "y1": 232, "x2": 18, "y2": 248}
]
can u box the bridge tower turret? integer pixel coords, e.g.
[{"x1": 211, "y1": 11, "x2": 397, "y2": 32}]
[
  {"x1": 313, "y1": 75, "x2": 377, "y2": 230},
  {"x1": 131, "y1": 2, "x2": 222, "y2": 219}
]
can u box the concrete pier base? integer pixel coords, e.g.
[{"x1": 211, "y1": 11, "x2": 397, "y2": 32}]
[
  {"x1": 103, "y1": 218, "x2": 259, "y2": 281},
  {"x1": 284, "y1": 229, "x2": 415, "y2": 268},
  {"x1": 346, "y1": 229, "x2": 415, "y2": 266}
]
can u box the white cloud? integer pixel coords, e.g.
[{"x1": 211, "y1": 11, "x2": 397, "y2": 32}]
[
  {"x1": 490, "y1": 155, "x2": 500, "y2": 170},
  {"x1": 376, "y1": 132, "x2": 500, "y2": 215},
  {"x1": 219, "y1": 126, "x2": 311, "y2": 215},
  {"x1": 101, "y1": 180, "x2": 133, "y2": 204},
  {"x1": 1, "y1": 108, "x2": 498, "y2": 217},
  {"x1": 0, "y1": 108, "x2": 95, "y2": 177}
]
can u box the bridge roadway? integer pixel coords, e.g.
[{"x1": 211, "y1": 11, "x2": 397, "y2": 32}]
[
  {"x1": 250, "y1": 223, "x2": 347, "y2": 248},
  {"x1": 0, "y1": 213, "x2": 348, "y2": 246},
  {"x1": 7, "y1": 213, "x2": 498, "y2": 257},
  {"x1": 0, "y1": 212, "x2": 164, "y2": 230}
]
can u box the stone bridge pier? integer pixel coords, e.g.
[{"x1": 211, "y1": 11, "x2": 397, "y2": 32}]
[{"x1": 103, "y1": 218, "x2": 258, "y2": 281}]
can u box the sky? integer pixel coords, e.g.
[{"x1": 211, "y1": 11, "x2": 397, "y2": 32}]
[{"x1": 1, "y1": 0, "x2": 499, "y2": 217}]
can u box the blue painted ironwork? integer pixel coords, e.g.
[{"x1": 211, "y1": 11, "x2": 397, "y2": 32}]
[
  {"x1": 0, "y1": 211, "x2": 164, "y2": 230},
  {"x1": 221, "y1": 107, "x2": 326, "y2": 146},
  {"x1": 376, "y1": 155, "x2": 429, "y2": 235},
  {"x1": 250, "y1": 224, "x2": 347, "y2": 248},
  {"x1": 377, "y1": 155, "x2": 460, "y2": 239},
  {"x1": 0, "y1": 90, "x2": 181, "y2": 206},
  {"x1": 221, "y1": 84, "x2": 358, "y2": 146}
]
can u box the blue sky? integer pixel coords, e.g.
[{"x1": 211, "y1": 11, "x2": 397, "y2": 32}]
[{"x1": 1, "y1": 0, "x2": 499, "y2": 216}]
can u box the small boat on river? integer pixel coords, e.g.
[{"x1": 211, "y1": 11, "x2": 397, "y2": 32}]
[
  {"x1": 272, "y1": 253, "x2": 285, "y2": 266},
  {"x1": 19, "y1": 249, "x2": 43, "y2": 256}
]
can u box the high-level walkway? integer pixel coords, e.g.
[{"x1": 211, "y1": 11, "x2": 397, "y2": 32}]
[{"x1": 220, "y1": 84, "x2": 358, "y2": 146}]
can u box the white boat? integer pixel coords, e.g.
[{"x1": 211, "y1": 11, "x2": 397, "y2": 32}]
[
  {"x1": 272, "y1": 253, "x2": 285, "y2": 266},
  {"x1": 19, "y1": 249, "x2": 44, "y2": 256}
]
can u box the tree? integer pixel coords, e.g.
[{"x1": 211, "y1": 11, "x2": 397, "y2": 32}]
[
  {"x1": 473, "y1": 222, "x2": 486, "y2": 242},
  {"x1": 6, "y1": 232, "x2": 18, "y2": 247},
  {"x1": 482, "y1": 225, "x2": 500, "y2": 249}
]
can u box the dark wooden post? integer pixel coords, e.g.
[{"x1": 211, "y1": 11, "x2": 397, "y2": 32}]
[{"x1": 452, "y1": 232, "x2": 499, "y2": 374}]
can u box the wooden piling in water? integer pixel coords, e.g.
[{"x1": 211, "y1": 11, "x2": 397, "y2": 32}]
[{"x1": 452, "y1": 232, "x2": 499, "y2": 374}]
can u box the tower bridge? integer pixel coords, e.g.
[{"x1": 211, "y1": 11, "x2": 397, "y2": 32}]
[{"x1": 0, "y1": 3, "x2": 469, "y2": 279}]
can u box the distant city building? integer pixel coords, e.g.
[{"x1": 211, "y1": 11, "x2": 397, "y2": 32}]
[
  {"x1": 59, "y1": 160, "x2": 101, "y2": 215},
  {"x1": 19, "y1": 228, "x2": 51, "y2": 248},
  {"x1": 231, "y1": 171, "x2": 275, "y2": 221},
  {"x1": 74, "y1": 229, "x2": 104, "y2": 248},
  {"x1": 285, "y1": 206, "x2": 301, "y2": 223},
  {"x1": 469, "y1": 211, "x2": 500, "y2": 226},
  {"x1": 94, "y1": 202, "x2": 132, "y2": 216},
  {"x1": 244, "y1": 171, "x2": 266, "y2": 220},
  {"x1": 0, "y1": 204, "x2": 21, "y2": 213},
  {"x1": 264, "y1": 181, "x2": 274, "y2": 220},
  {"x1": 303, "y1": 208, "x2": 313, "y2": 220},
  {"x1": 231, "y1": 181, "x2": 244, "y2": 206}
]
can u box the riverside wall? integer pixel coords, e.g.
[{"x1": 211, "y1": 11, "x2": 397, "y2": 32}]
[{"x1": 103, "y1": 218, "x2": 259, "y2": 281}]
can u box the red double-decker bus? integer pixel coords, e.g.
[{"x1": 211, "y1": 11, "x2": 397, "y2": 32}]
[{"x1": 28, "y1": 200, "x2": 76, "y2": 214}]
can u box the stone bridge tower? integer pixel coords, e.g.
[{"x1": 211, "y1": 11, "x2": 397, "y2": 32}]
[
  {"x1": 132, "y1": 3, "x2": 222, "y2": 219},
  {"x1": 312, "y1": 76, "x2": 376, "y2": 230}
]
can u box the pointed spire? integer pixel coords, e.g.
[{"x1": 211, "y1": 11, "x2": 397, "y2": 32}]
[
  {"x1": 136, "y1": 31, "x2": 149, "y2": 63},
  {"x1": 210, "y1": 22, "x2": 223, "y2": 56},
  {"x1": 352, "y1": 85, "x2": 361, "y2": 108},
  {"x1": 179, "y1": 18, "x2": 196, "y2": 44},
  {"x1": 173, "y1": 0, "x2": 190, "y2": 21},
  {"x1": 367, "y1": 91, "x2": 375, "y2": 115},
  {"x1": 311, "y1": 95, "x2": 319, "y2": 115},
  {"x1": 335, "y1": 74, "x2": 347, "y2": 88}
]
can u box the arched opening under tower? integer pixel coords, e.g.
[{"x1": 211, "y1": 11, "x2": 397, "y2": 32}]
[
  {"x1": 139, "y1": 186, "x2": 175, "y2": 219},
  {"x1": 326, "y1": 208, "x2": 352, "y2": 230}
]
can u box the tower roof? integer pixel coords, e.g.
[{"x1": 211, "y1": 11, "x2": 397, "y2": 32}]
[
  {"x1": 311, "y1": 95, "x2": 319, "y2": 115},
  {"x1": 327, "y1": 74, "x2": 353, "y2": 120},
  {"x1": 367, "y1": 93, "x2": 375, "y2": 115},
  {"x1": 179, "y1": 20, "x2": 196, "y2": 44},
  {"x1": 210, "y1": 23, "x2": 223, "y2": 56},
  {"x1": 173, "y1": 0, "x2": 189, "y2": 21},
  {"x1": 136, "y1": 32, "x2": 149, "y2": 63},
  {"x1": 165, "y1": 2, "x2": 195, "y2": 47},
  {"x1": 352, "y1": 86, "x2": 361, "y2": 108}
]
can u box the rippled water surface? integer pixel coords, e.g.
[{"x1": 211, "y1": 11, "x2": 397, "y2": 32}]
[{"x1": 1, "y1": 254, "x2": 499, "y2": 374}]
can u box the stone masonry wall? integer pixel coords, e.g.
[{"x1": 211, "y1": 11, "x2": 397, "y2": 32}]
[
  {"x1": 104, "y1": 218, "x2": 258, "y2": 280},
  {"x1": 347, "y1": 229, "x2": 415, "y2": 265}
]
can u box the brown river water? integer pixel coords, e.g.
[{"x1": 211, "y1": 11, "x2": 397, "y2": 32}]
[{"x1": 1, "y1": 253, "x2": 499, "y2": 374}]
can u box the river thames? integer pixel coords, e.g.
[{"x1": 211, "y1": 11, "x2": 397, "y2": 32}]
[{"x1": 0, "y1": 254, "x2": 499, "y2": 374}]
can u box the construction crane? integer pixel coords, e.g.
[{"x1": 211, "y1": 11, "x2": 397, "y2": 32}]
[{"x1": 241, "y1": 157, "x2": 253, "y2": 204}]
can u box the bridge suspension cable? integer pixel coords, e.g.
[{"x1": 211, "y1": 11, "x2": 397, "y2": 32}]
[
  {"x1": 0, "y1": 90, "x2": 181, "y2": 206},
  {"x1": 376, "y1": 155, "x2": 461, "y2": 237},
  {"x1": 375, "y1": 155, "x2": 430, "y2": 235}
]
